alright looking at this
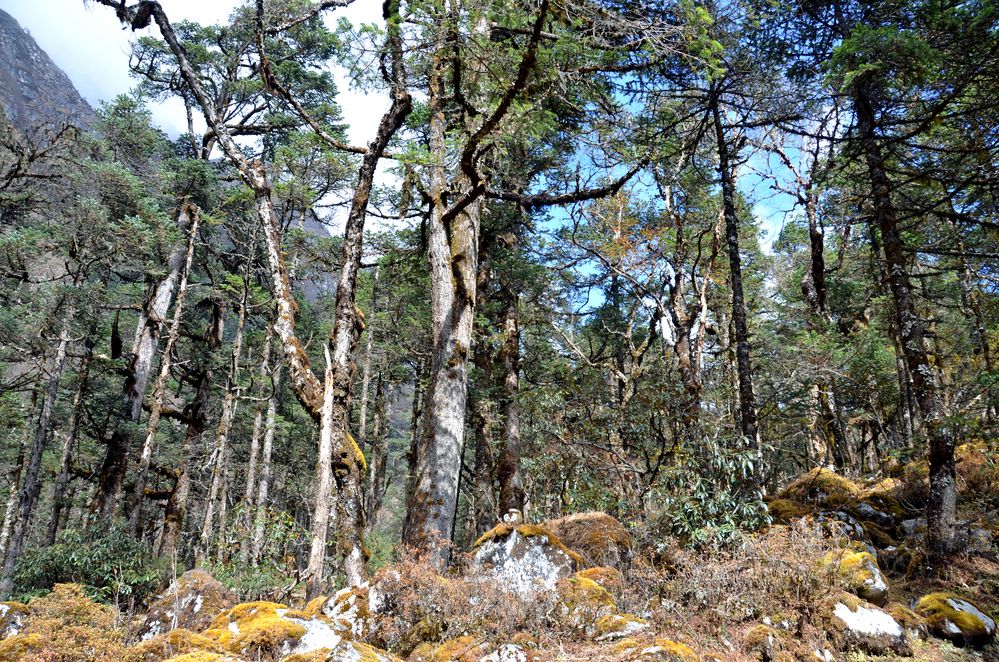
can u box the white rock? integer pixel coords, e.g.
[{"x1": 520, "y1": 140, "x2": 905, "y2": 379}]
[{"x1": 833, "y1": 601, "x2": 902, "y2": 638}]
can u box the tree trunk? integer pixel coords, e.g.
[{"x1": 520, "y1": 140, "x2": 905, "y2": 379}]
[
  {"x1": 711, "y1": 91, "x2": 759, "y2": 450},
  {"x1": 199, "y1": 282, "x2": 248, "y2": 563},
  {"x1": 402, "y1": 49, "x2": 481, "y2": 566},
  {"x1": 240, "y1": 324, "x2": 273, "y2": 564},
  {"x1": 0, "y1": 308, "x2": 74, "y2": 598},
  {"x1": 365, "y1": 373, "x2": 389, "y2": 529},
  {"x1": 47, "y1": 335, "x2": 93, "y2": 545},
  {"x1": 496, "y1": 292, "x2": 524, "y2": 515},
  {"x1": 158, "y1": 301, "x2": 223, "y2": 561},
  {"x1": 250, "y1": 362, "x2": 281, "y2": 566},
  {"x1": 91, "y1": 205, "x2": 195, "y2": 519},
  {"x1": 129, "y1": 206, "x2": 199, "y2": 535},
  {"x1": 852, "y1": 78, "x2": 958, "y2": 557},
  {"x1": 0, "y1": 390, "x2": 38, "y2": 560},
  {"x1": 357, "y1": 265, "x2": 380, "y2": 447}
]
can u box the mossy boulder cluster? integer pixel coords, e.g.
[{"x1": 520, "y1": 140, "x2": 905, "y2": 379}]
[{"x1": 0, "y1": 489, "x2": 996, "y2": 660}]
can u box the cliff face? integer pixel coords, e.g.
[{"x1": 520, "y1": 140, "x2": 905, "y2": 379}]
[{"x1": 0, "y1": 8, "x2": 94, "y2": 129}]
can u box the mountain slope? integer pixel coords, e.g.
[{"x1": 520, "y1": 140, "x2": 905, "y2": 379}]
[{"x1": 0, "y1": 8, "x2": 94, "y2": 129}]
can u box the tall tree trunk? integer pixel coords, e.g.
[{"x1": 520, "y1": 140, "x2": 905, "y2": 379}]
[
  {"x1": 357, "y1": 265, "x2": 380, "y2": 447},
  {"x1": 365, "y1": 373, "x2": 389, "y2": 529},
  {"x1": 402, "y1": 49, "x2": 481, "y2": 566},
  {"x1": 91, "y1": 205, "x2": 195, "y2": 519},
  {"x1": 47, "y1": 335, "x2": 93, "y2": 545},
  {"x1": 129, "y1": 206, "x2": 199, "y2": 535},
  {"x1": 711, "y1": 91, "x2": 759, "y2": 449},
  {"x1": 0, "y1": 390, "x2": 38, "y2": 560},
  {"x1": 496, "y1": 291, "x2": 524, "y2": 515},
  {"x1": 0, "y1": 308, "x2": 74, "y2": 598},
  {"x1": 852, "y1": 78, "x2": 958, "y2": 557},
  {"x1": 240, "y1": 324, "x2": 273, "y2": 564},
  {"x1": 199, "y1": 282, "x2": 248, "y2": 563},
  {"x1": 158, "y1": 302, "x2": 223, "y2": 561},
  {"x1": 250, "y1": 362, "x2": 281, "y2": 567}
]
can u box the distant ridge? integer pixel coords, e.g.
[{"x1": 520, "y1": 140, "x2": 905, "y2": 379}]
[{"x1": 0, "y1": 7, "x2": 95, "y2": 130}]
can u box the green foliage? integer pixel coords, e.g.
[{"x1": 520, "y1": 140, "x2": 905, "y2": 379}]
[
  {"x1": 12, "y1": 524, "x2": 166, "y2": 607},
  {"x1": 657, "y1": 435, "x2": 771, "y2": 548}
]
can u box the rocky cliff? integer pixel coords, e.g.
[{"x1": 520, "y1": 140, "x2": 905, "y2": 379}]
[{"x1": 0, "y1": 8, "x2": 94, "y2": 129}]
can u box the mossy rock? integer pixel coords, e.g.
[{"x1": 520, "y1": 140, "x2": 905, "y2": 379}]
[
  {"x1": 407, "y1": 634, "x2": 486, "y2": 661},
  {"x1": 778, "y1": 468, "x2": 861, "y2": 509},
  {"x1": 315, "y1": 639, "x2": 402, "y2": 661},
  {"x1": 914, "y1": 592, "x2": 996, "y2": 646},
  {"x1": 765, "y1": 498, "x2": 814, "y2": 523},
  {"x1": 820, "y1": 548, "x2": 889, "y2": 605},
  {"x1": 574, "y1": 566, "x2": 625, "y2": 596},
  {"x1": 137, "y1": 570, "x2": 238, "y2": 642},
  {"x1": 0, "y1": 602, "x2": 28, "y2": 638},
  {"x1": 473, "y1": 523, "x2": 582, "y2": 593},
  {"x1": 544, "y1": 512, "x2": 634, "y2": 570},
  {"x1": 126, "y1": 628, "x2": 224, "y2": 661},
  {"x1": 743, "y1": 624, "x2": 797, "y2": 662},
  {"x1": 820, "y1": 591, "x2": 911, "y2": 657},
  {"x1": 322, "y1": 584, "x2": 373, "y2": 639},
  {"x1": 885, "y1": 602, "x2": 927, "y2": 641},
  {"x1": 0, "y1": 583, "x2": 126, "y2": 661},
  {"x1": 163, "y1": 654, "x2": 239, "y2": 662},
  {"x1": 0, "y1": 632, "x2": 45, "y2": 661},
  {"x1": 202, "y1": 601, "x2": 340, "y2": 659},
  {"x1": 593, "y1": 613, "x2": 648, "y2": 641},
  {"x1": 614, "y1": 637, "x2": 697, "y2": 661},
  {"x1": 556, "y1": 576, "x2": 617, "y2": 631}
]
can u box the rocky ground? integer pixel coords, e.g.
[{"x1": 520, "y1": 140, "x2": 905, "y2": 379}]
[{"x1": 0, "y1": 443, "x2": 997, "y2": 661}]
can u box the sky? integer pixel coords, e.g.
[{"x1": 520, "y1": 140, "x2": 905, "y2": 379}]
[
  {"x1": 0, "y1": 0, "x2": 385, "y2": 143},
  {"x1": 0, "y1": 0, "x2": 795, "y2": 249}
]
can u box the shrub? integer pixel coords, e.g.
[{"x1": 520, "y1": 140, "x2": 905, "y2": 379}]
[
  {"x1": 0, "y1": 583, "x2": 126, "y2": 661},
  {"x1": 12, "y1": 523, "x2": 164, "y2": 609}
]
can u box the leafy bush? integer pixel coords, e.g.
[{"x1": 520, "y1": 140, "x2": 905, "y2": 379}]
[
  {"x1": 655, "y1": 434, "x2": 770, "y2": 548},
  {"x1": 12, "y1": 524, "x2": 165, "y2": 608}
]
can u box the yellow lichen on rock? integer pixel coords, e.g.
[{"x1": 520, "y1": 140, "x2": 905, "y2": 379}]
[
  {"x1": 0, "y1": 632, "x2": 44, "y2": 661},
  {"x1": 126, "y1": 628, "x2": 224, "y2": 661},
  {"x1": 617, "y1": 637, "x2": 697, "y2": 661},
  {"x1": 574, "y1": 566, "x2": 625, "y2": 596},
  {"x1": 472, "y1": 523, "x2": 584, "y2": 567},
  {"x1": 820, "y1": 547, "x2": 888, "y2": 605},
  {"x1": 408, "y1": 634, "x2": 484, "y2": 661},
  {"x1": 202, "y1": 601, "x2": 307, "y2": 656},
  {"x1": 593, "y1": 613, "x2": 648, "y2": 641},
  {"x1": 778, "y1": 468, "x2": 861, "y2": 508},
  {"x1": 914, "y1": 592, "x2": 996, "y2": 646},
  {"x1": 765, "y1": 498, "x2": 814, "y2": 523},
  {"x1": 556, "y1": 575, "x2": 617, "y2": 631}
]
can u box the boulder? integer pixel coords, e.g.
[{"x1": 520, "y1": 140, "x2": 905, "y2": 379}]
[
  {"x1": 574, "y1": 566, "x2": 625, "y2": 597},
  {"x1": 544, "y1": 512, "x2": 633, "y2": 570},
  {"x1": 821, "y1": 547, "x2": 889, "y2": 605},
  {"x1": 137, "y1": 570, "x2": 238, "y2": 641},
  {"x1": 321, "y1": 584, "x2": 375, "y2": 639},
  {"x1": 126, "y1": 628, "x2": 224, "y2": 661},
  {"x1": 555, "y1": 574, "x2": 617, "y2": 631},
  {"x1": 0, "y1": 602, "x2": 28, "y2": 638},
  {"x1": 478, "y1": 643, "x2": 534, "y2": 661},
  {"x1": 821, "y1": 592, "x2": 911, "y2": 657},
  {"x1": 276, "y1": 639, "x2": 403, "y2": 661},
  {"x1": 613, "y1": 637, "x2": 697, "y2": 661},
  {"x1": 914, "y1": 592, "x2": 996, "y2": 646},
  {"x1": 472, "y1": 523, "x2": 581, "y2": 594},
  {"x1": 201, "y1": 601, "x2": 342, "y2": 660},
  {"x1": 593, "y1": 614, "x2": 649, "y2": 641},
  {"x1": 778, "y1": 468, "x2": 861, "y2": 510}
]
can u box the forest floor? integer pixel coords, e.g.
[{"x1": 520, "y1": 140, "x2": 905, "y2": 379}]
[{"x1": 0, "y1": 443, "x2": 997, "y2": 661}]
